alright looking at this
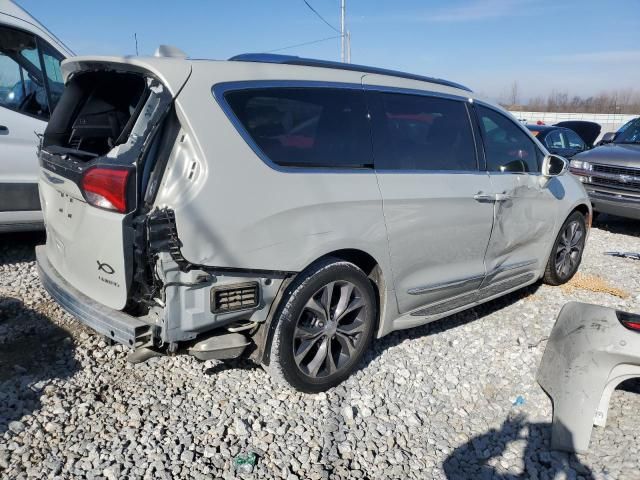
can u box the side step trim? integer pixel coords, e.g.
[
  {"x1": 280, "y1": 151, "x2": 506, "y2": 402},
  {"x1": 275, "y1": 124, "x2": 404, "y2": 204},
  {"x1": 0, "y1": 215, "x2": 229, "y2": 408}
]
[
  {"x1": 410, "y1": 272, "x2": 535, "y2": 317},
  {"x1": 36, "y1": 246, "x2": 153, "y2": 348}
]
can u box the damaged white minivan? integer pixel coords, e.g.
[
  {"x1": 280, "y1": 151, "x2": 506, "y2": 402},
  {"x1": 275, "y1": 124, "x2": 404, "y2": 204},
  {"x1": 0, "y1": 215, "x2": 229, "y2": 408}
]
[{"x1": 36, "y1": 49, "x2": 591, "y2": 391}]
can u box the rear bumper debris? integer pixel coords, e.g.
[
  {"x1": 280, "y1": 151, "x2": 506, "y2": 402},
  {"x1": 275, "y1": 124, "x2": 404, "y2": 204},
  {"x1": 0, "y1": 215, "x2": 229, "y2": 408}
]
[
  {"x1": 36, "y1": 245, "x2": 154, "y2": 348},
  {"x1": 537, "y1": 301, "x2": 640, "y2": 453}
]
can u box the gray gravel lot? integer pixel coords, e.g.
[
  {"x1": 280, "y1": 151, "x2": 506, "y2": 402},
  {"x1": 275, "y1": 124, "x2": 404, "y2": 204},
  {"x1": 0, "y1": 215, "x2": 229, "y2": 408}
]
[{"x1": 1, "y1": 216, "x2": 640, "y2": 480}]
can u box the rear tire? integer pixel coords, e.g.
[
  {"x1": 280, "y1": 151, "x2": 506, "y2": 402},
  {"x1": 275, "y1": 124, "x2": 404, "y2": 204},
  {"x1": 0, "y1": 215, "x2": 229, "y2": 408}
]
[
  {"x1": 265, "y1": 258, "x2": 376, "y2": 392},
  {"x1": 543, "y1": 211, "x2": 586, "y2": 286}
]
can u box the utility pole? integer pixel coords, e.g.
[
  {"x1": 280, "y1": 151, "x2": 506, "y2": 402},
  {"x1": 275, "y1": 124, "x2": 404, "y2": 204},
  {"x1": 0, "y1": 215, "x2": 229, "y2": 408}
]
[
  {"x1": 340, "y1": 0, "x2": 346, "y2": 62},
  {"x1": 346, "y1": 30, "x2": 351, "y2": 63}
]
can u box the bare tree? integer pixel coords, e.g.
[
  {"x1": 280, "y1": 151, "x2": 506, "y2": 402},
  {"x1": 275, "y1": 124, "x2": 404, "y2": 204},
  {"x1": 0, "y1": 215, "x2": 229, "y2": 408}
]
[{"x1": 508, "y1": 81, "x2": 520, "y2": 107}]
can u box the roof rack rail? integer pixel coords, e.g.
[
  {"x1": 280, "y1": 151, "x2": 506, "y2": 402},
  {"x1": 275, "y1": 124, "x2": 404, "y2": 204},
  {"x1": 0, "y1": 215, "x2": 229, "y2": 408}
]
[{"x1": 228, "y1": 53, "x2": 472, "y2": 93}]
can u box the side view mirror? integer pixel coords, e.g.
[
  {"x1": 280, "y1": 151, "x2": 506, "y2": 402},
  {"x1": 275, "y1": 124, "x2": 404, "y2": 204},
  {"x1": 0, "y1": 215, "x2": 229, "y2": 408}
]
[
  {"x1": 600, "y1": 132, "x2": 616, "y2": 144},
  {"x1": 542, "y1": 154, "x2": 568, "y2": 177}
]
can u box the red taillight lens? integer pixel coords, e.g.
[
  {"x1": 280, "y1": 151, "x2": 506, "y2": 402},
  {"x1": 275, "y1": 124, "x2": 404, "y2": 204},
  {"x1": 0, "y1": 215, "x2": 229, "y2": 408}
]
[
  {"x1": 81, "y1": 167, "x2": 131, "y2": 213},
  {"x1": 617, "y1": 312, "x2": 640, "y2": 332}
]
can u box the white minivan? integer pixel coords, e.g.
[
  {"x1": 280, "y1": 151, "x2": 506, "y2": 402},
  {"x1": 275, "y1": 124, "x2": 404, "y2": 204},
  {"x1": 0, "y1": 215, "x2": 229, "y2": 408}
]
[
  {"x1": 0, "y1": 0, "x2": 72, "y2": 231},
  {"x1": 36, "y1": 51, "x2": 591, "y2": 391}
]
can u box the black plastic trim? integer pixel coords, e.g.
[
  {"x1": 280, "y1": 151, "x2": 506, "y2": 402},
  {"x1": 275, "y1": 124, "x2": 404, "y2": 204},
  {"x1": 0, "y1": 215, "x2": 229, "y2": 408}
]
[{"x1": 0, "y1": 182, "x2": 41, "y2": 211}]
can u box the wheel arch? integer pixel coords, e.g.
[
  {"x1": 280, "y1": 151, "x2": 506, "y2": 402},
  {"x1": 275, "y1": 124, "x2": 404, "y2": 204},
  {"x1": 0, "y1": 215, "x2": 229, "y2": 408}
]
[
  {"x1": 572, "y1": 203, "x2": 592, "y2": 226},
  {"x1": 254, "y1": 247, "x2": 389, "y2": 365}
]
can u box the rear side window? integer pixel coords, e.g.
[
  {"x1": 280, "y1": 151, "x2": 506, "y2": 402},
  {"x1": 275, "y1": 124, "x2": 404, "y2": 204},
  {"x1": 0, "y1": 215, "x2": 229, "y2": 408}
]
[
  {"x1": 564, "y1": 129, "x2": 585, "y2": 149},
  {"x1": 224, "y1": 87, "x2": 372, "y2": 168},
  {"x1": 476, "y1": 105, "x2": 541, "y2": 173},
  {"x1": 544, "y1": 130, "x2": 567, "y2": 149},
  {"x1": 371, "y1": 92, "x2": 477, "y2": 171}
]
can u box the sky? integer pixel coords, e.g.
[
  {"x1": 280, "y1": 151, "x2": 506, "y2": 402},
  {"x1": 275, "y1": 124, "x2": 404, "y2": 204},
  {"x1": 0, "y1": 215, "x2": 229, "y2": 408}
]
[{"x1": 18, "y1": 0, "x2": 640, "y2": 102}]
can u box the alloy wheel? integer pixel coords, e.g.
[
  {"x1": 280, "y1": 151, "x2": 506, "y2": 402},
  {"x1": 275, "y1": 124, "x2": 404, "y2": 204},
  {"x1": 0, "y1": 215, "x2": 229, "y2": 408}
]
[
  {"x1": 292, "y1": 280, "x2": 367, "y2": 378},
  {"x1": 555, "y1": 220, "x2": 584, "y2": 278}
]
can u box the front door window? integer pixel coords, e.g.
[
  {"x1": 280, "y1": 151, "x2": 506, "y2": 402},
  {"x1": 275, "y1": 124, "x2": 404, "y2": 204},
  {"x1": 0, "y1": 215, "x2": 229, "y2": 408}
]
[
  {"x1": 0, "y1": 26, "x2": 64, "y2": 119},
  {"x1": 476, "y1": 105, "x2": 542, "y2": 173}
]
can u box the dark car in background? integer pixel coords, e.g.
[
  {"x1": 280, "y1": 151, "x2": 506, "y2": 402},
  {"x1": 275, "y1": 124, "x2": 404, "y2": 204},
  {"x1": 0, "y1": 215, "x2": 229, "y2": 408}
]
[
  {"x1": 570, "y1": 117, "x2": 640, "y2": 220},
  {"x1": 527, "y1": 121, "x2": 601, "y2": 159},
  {"x1": 528, "y1": 125, "x2": 588, "y2": 158},
  {"x1": 597, "y1": 117, "x2": 639, "y2": 145}
]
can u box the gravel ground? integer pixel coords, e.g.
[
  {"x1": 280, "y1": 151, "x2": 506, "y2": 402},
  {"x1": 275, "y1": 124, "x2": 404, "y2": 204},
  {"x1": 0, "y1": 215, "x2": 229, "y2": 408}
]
[{"x1": 1, "y1": 215, "x2": 639, "y2": 480}]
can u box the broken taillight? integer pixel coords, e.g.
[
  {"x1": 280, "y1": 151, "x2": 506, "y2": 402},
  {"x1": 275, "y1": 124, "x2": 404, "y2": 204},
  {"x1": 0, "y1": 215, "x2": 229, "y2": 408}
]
[
  {"x1": 81, "y1": 167, "x2": 131, "y2": 213},
  {"x1": 617, "y1": 311, "x2": 640, "y2": 332}
]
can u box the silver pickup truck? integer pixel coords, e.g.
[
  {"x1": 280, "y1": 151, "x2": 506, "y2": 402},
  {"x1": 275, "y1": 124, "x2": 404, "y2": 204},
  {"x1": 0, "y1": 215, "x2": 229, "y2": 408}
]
[{"x1": 569, "y1": 117, "x2": 640, "y2": 220}]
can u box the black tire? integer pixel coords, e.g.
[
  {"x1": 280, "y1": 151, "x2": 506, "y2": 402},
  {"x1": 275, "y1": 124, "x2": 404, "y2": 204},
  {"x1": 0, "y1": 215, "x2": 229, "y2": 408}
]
[
  {"x1": 265, "y1": 258, "x2": 376, "y2": 392},
  {"x1": 543, "y1": 211, "x2": 587, "y2": 286}
]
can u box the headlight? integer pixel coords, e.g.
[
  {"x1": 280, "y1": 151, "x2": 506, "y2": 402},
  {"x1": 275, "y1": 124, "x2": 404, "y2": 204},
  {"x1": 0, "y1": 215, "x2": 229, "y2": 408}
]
[{"x1": 570, "y1": 160, "x2": 591, "y2": 171}]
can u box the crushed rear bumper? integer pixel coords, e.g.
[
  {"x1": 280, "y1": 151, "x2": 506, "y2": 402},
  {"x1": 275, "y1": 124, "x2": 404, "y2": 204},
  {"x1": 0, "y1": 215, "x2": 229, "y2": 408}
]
[
  {"x1": 537, "y1": 302, "x2": 640, "y2": 453},
  {"x1": 36, "y1": 245, "x2": 154, "y2": 348}
]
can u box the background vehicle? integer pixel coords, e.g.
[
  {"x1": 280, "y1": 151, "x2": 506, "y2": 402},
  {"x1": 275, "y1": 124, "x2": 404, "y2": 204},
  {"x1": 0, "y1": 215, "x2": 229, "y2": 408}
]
[
  {"x1": 597, "y1": 117, "x2": 639, "y2": 145},
  {"x1": 0, "y1": 0, "x2": 72, "y2": 232},
  {"x1": 36, "y1": 52, "x2": 591, "y2": 391},
  {"x1": 527, "y1": 124, "x2": 591, "y2": 158},
  {"x1": 570, "y1": 117, "x2": 640, "y2": 220}
]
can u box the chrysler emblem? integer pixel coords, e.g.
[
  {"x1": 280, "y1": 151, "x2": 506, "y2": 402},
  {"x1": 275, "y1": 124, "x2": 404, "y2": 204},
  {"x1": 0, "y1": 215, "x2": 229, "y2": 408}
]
[{"x1": 97, "y1": 261, "x2": 115, "y2": 275}]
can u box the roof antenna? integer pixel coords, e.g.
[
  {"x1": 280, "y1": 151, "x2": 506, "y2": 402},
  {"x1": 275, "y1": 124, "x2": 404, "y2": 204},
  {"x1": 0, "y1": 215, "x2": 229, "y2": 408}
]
[{"x1": 134, "y1": 33, "x2": 139, "y2": 56}]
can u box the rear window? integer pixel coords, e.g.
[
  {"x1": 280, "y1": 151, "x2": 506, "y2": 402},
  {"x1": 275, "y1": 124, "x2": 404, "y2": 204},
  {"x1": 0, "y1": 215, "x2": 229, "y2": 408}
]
[
  {"x1": 224, "y1": 87, "x2": 372, "y2": 168},
  {"x1": 370, "y1": 92, "x2": 477, "y2": 171},
  {"x1": 43, "y1": 71, "x2": 148, "y2": 157}
]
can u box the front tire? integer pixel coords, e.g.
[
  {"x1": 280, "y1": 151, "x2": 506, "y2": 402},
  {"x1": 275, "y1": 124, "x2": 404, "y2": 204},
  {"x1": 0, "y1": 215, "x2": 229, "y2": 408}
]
[
  {"x1": 265, "y1": 258, "x2": 376, "y2": 392},
  {"x1": 543, "y1": 211, "x2": 587, "y2": 285}
]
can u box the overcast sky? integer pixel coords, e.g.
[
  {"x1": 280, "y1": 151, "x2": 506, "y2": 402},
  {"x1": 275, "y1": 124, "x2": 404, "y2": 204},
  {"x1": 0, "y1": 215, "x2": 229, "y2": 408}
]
[{"x1": 19, "y1": 0, "x2": 640, "y2": 102}]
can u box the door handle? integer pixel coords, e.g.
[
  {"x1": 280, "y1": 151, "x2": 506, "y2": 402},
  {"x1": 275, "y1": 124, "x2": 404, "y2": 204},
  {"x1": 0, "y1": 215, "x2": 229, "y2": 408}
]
[
  {"x1": 474, "y1": 192, "x2": 512, "y2": 202},
  {"x1": 0, "y1": 125, "x2": 8, "y2": 134},
  {"x1": 474, "y1": 192, "x2": 496, "y2": 202}
]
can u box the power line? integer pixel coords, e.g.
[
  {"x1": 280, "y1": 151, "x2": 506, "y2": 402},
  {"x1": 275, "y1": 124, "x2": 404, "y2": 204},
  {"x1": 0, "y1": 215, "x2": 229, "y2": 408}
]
[
  {"x1": 265, "y1": 35, "x2": 341, "y2": 53},
  {"x1": 301, "y1": 0, "x2": 340, "y2": 33}
]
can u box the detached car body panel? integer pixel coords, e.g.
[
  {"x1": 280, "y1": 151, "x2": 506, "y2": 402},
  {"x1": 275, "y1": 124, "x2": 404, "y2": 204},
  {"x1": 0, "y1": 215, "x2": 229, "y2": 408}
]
[
  {"x1": 538, "y1": 302, "x2": 640, "y2": 453},
  {"x1": 36, "y1": 52, "x2": 591, "y2": 386}
]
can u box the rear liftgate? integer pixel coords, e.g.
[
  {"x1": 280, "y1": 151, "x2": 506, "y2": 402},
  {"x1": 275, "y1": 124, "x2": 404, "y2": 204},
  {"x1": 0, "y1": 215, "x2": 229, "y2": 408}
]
[
  {"x1": 39, "y1": 64, "x2": 291, "y2": 362},
  {"x1": 38, "y1": 68, "x2": 180, "y2": 348}
]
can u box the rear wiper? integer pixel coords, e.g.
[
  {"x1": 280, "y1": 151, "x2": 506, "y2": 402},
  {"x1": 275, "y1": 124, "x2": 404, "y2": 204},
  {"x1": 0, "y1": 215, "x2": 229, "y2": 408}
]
[{"x1": 45, "y1": 145, "x2": 99, "y2": 158}]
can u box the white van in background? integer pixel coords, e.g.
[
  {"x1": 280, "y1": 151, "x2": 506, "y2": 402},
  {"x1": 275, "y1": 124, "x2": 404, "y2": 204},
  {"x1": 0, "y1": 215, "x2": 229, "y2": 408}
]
[{"x1": 0, "y1": 0, "x2": 72, "y2": 231}]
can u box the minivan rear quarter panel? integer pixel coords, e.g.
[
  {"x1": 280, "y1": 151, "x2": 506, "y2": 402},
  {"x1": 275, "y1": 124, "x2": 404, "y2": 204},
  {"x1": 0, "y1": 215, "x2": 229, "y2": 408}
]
[{"x1": 168, "y1": 62, "x2": 392, "y2": 285}]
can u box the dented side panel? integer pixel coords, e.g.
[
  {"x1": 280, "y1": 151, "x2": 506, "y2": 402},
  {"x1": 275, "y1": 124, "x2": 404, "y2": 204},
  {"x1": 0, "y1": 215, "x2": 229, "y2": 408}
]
[
  {"x1": 482, "y1": 173, "x2": 556, "y2": 283},
  {"x1": 164, "y1": 62, "x2": 391, "y2": 282}
]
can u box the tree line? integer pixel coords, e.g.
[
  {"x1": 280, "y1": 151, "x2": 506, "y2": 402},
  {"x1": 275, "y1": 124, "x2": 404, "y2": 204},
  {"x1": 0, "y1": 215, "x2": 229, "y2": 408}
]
[{"x1": 500, "y1": 82, "x2": 640, "y2": 114}]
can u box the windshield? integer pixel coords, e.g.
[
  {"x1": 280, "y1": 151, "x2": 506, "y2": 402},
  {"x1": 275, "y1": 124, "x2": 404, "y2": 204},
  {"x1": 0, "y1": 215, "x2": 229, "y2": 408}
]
[{"x1": 615, "y1": 118, "x2": 640, "y2": 144}]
